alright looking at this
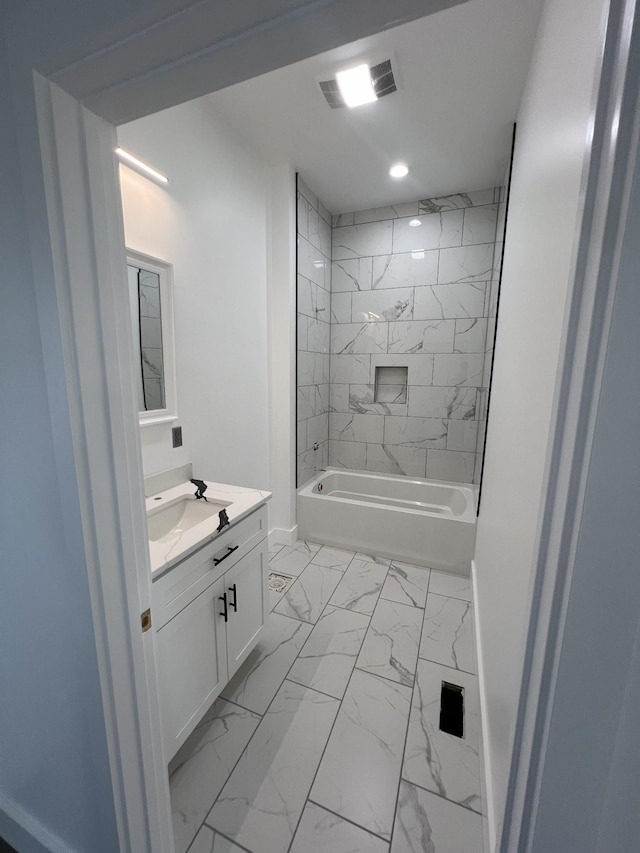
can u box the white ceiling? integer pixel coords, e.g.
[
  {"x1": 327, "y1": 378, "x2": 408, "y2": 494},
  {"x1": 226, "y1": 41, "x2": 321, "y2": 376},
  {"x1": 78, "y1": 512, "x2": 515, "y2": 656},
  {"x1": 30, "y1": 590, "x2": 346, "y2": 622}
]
[{"x1": 202, "y1": 0, "x2": 543, "y2": 214}]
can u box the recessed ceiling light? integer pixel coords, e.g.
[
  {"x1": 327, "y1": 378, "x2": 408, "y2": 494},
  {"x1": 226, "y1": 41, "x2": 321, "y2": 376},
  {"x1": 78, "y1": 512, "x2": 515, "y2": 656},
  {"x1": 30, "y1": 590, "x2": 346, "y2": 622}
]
[
  {"x1": 389, "y1": 163, "x2": 409, "y2": 178},
  {"x1": 335, "y1": 64, "x2": 377, "y2": 108},
  {"x1": 409, "y1": 219, "x2": 422, "y2": 227}
]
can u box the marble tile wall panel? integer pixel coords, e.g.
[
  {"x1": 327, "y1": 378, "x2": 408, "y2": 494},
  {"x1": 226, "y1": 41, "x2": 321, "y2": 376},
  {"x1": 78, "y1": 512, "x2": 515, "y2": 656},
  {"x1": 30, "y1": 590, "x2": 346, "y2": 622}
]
[
  {"x1": 391, "y1": 780, "x2": 484, "y2": 853},
  {"x1": 372, "y1": 251, "x2": 439, "y2": 290},
  {"x1": 332, "y1": 257, "x2": 373, "y2": 292},
  {"x1": 348, "y1": 384, "x2": 408, "y2": 416},
  {"x1": 392, "y1": 210, "x2": 463, "y2": 254},
  {"x1": 419, "y1": 188, "x2": 496, "y2": 213},
  {"x1": 330, "y1": 353, "x2": 371, "y2": 384},
  {"x1": 419, "y1": 593, "x2": 476, "y2": 674},
  {"x1": 331, "y1": 322, "x2": 388, "y2": 354},
  {"x1": 288, "y1": 604, "x2": 370, "y2": 699},
  {"x1": 328, "y1": 439, "x2": 367, "y2": 470},
  {"x1": 311, "y1": 669, "x2": 412, "y2": 840},
  {"x1": 462, "y1": 204, "x2": 498, "y2": 245},
  {"x1": 356, "y1": 598, "x2": 423, "y2": 686},
  {"x1": 332, "y1": 220, "x2": 393, "y2": 260},
  {"x1": 403, "y1": 659, "x2": 482, "y2": 813},
  {"x1": 354, "y1": 201, "x2": 418, "y2": 223},
  {"x1": 432, "y1": 353, "x2": 484, "y2": 387},
  {"x1": 207, "y1": 680, "x2": 340, "y2": 853},
  {"x1": 408, "y1": 386, "x2": 476, "y2": 420},
  {"x1": 329, "y1": 412, "x2": 385, "y2": 443},
  {"x1": 383, "y1": 416, "x2": 448, "y2": 449},
  {"x1": 388, "y1": 319, "x2": 455, "y2": 354},
  {"x1": 426, "y1": 449, "x2": 475, "y2": 483},
  {"x1": 351, "y1": 287, "x2": 414, "y2": 322},
  {"x1": 330, "y1": 291, "x2": 351, "y2": 323},
  {"x1": 169, "y1": 699, "x2": 261, "y2": 853},
  {"x1": 438, "y1": 243, "x2": 494, "y2": 284},
  {"x1": 291, "y1": 801, "x2": 389, "y2": 853},
  {"x1": 446, "y1": 419, "x2": 479, "y2": 453},
  {"x1": 413, "y1": 283, "x2": 486, "y2": 320},
  {"x1": 325, "y1": 188, "x2": 502, "y2": 485},
  {"x1": 364, "y1": 444, "x2": 427, "y2": 478},
  {"x1": 297, "y1": 179, "x2": 333, "y2": 486},
  {"x1": 454, "y1": 317, "x2": 487, "y2": 353}
]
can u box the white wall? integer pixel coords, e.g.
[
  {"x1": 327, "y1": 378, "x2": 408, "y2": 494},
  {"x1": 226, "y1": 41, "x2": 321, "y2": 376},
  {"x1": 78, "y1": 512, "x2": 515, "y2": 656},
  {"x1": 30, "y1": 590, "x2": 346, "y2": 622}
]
[
  {"x1": 473, "y1": 0, "x2": 607, "y2": 842},
  {"x1": 118, "y1": 99, "x2": 271, "y2": 491}
]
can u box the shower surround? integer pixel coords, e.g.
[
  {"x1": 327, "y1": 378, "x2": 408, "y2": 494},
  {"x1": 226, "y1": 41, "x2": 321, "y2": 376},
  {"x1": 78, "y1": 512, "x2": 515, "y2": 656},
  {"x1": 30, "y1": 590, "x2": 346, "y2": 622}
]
[{"x1": 297, "y1": 182, "x2": 506, "y2": 488}]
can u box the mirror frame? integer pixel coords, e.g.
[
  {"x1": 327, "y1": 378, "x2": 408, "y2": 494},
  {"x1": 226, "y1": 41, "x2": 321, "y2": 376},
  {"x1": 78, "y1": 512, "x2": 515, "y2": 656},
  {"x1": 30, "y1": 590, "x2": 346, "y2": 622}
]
[{"x1": 126, "y1": 248, "x2": 178, "y2": 426}]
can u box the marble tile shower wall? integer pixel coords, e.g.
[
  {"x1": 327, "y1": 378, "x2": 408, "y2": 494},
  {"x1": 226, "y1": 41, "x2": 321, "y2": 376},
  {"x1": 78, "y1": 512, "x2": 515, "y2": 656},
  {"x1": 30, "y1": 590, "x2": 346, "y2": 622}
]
[
  {"x1": 297, "y1": 178, "x2": 332, "y2": 486},
  {"x1": 329, "y1": 189, "x2": 504, "y2": 484}
]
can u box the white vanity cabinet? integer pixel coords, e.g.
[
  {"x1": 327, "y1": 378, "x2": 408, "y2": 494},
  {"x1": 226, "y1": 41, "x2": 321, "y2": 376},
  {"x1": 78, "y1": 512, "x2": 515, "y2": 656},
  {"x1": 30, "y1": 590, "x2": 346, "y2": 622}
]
[{"x1": 152, "y1": 505, "x2": 268, "y2": 761}]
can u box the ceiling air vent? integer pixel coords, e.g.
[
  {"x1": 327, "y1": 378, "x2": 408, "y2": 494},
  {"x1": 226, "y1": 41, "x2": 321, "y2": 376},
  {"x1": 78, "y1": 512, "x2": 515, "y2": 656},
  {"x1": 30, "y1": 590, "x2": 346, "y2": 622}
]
[{"x1": 319, "y1": 59, "x2": 397, "y2": 109}]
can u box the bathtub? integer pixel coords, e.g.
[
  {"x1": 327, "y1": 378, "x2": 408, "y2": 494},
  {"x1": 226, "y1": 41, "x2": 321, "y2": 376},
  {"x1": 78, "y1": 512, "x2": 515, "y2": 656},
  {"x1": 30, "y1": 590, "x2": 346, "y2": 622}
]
[{"x1": 297, "y1": 468, "x2": 477, "y2": 575}]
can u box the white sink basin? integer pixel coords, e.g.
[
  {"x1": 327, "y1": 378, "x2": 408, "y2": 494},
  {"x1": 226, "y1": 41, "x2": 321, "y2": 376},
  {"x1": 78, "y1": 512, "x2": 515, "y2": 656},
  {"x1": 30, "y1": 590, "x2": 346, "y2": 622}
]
[{"x1": 147, "y1": 496, "x2": 231, "y2": 542}]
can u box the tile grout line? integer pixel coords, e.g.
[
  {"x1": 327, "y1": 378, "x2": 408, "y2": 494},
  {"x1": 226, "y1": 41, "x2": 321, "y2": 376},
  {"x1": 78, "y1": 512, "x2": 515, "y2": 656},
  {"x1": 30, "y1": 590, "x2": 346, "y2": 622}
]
[
  {"x1": 306, "y1": 798, "x2": 392, "y2": 846},
  {"x1": 284, "y1": 555, "x2": 392, "y2": 852},
  {"x1": 397, "y1": 775, "x2": 484, "y2": 817},
  {"x1": 202, "y1": 545, "x2": 359, "y2": 851},
  {"x1": 387, "y1": 565, "x2": 433, "y2": 851}
]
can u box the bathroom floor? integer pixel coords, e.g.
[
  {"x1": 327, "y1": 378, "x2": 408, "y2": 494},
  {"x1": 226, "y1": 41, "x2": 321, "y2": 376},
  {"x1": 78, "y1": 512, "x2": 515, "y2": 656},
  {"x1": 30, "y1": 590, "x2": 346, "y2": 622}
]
[{"x1": 169, "y1": 541, "x2": 485, "y2": 853}]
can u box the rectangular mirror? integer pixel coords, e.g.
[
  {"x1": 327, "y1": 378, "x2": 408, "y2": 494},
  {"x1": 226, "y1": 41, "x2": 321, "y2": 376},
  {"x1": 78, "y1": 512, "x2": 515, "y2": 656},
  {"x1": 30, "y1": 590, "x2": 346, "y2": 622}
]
[{"x1": 127, "y1": 249, "x2": 177, "y2": 425}]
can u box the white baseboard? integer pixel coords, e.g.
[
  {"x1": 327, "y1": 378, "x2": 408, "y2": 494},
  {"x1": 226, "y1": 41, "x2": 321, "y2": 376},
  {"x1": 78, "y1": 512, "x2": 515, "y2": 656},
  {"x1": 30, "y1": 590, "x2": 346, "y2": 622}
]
[
  {"x1": 269, "y1": 525, "x2": 299, "y2": 547},
  {"x1": 0, "y1": 791, "x2": 71, "y2": 853},
  {"x1": 472, "y1": 559, "x2": 496, "y2": 853}
]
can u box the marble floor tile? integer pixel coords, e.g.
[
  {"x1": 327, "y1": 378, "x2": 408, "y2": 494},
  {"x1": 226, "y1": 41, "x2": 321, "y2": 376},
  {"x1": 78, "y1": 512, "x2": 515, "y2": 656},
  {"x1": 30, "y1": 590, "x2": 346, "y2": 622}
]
[
  {"x1": 403, "y1": 659, "x2": 482, "y2": 813},
  {"x1": 291, "y1": 801, "x2": 389, "y2": 853},
  {"x1": 354, "y1": 551, "x2": 392, "y2": 566},
  {"x1": 381, "y1": 562, "x2": 431, "y2": 609},
  {"x1": 391, "y1": 781, "x2": 484, "y2": 853},
  {"x1": 274, "y1": 564, "x2": 343, "y2": 624},
  {"x1": 268, "y1": 542, "x2": 284, "y2": 560},
  {"x1": 428, "y1": 570, "x2": 472, "y2": 602},
  {"x1": 328, "y1": 558, "x2": 389, "y2": 615},
  {"x1": 288, "y1": 605, "x2": 370, "y2": 699},
  {"x1": 419, "y1": 594, "x2": 476, "y2": 675},
  {"x1": 311, "y1": 545, "x2": 356, "y2": 571},
  {"x1": 267, "y1": 540, "x2": 320, "y2": 577},
  {"x1": 169, "y1": 698, "x2": 261, "y2": 853},
  {"x1": 188, "y1": 825, "x2": 247, "y2": 853},
  {"x1": 356, "y1": 598, "x2": 423, "y2": 686},
  {"x1": 221, "y1": 613, "x2": 312, "y2": 714},
  {"x1": 311, "y1": 669, "x2": 412, "y2": 840},
  {"x1": 207, "y1": 680, "x2": 340, "y2": 853}
]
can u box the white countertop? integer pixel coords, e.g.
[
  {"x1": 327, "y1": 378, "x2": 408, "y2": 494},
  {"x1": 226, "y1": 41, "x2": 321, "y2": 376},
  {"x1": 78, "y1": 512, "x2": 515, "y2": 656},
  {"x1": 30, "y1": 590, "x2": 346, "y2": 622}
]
[{"x1": 146, "y1": 480, "x2": 271, "y2": 575}]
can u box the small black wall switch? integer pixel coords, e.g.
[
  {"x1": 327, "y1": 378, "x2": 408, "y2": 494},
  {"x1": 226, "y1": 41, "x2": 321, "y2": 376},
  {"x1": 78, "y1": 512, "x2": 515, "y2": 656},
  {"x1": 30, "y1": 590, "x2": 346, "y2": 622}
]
[{"x1": 172, "y1": 426, "x2": 183, "y2": 448}]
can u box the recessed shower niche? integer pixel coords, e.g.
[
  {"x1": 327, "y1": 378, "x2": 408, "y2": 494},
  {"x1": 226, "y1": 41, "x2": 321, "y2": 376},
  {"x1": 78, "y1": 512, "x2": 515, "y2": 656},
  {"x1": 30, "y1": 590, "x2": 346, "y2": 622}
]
[{"x1": 374, "y1": 366, "x2": 408, "y2": 404}]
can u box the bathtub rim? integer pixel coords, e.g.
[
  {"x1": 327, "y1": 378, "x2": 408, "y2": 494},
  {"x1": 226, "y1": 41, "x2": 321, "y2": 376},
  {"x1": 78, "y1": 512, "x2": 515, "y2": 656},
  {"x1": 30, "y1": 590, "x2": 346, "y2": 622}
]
[{"x1": 298, "y1": 466, "x2": 478, "y2": 523}]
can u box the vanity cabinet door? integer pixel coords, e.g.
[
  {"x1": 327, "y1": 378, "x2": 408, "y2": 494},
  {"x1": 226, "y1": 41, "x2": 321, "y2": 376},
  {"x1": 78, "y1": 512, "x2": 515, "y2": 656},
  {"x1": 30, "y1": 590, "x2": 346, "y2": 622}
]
[
  {"x1": 224, "y1": 539, "x2": 268, "y2": 680},
  {"x1": 156, "y1": 576, "x2": 228, "y2": 761}
]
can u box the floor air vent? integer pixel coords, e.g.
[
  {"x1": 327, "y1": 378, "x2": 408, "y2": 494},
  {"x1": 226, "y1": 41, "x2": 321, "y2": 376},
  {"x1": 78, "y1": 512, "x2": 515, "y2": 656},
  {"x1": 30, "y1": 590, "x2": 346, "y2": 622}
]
[{"x1": 439, "y1": 682, "x2": 464, "y2": 738}]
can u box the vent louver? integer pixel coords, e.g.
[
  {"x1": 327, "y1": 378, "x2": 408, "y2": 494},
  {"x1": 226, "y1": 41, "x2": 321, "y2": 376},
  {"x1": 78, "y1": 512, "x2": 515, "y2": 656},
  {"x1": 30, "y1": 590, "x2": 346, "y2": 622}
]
[{"x1": 319, "y1": 59, "x2": 397, "y2": 109}]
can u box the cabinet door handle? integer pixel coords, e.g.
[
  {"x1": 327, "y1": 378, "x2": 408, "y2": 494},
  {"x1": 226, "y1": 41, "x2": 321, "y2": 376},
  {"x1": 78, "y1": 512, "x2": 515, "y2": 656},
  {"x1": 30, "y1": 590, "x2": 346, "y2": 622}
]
[
  {"x1": 218, "y1": 592, "x2": 228, "y2": 622},
  {"x1": 229, "y1": 583, "x2": 237, "y2": 613},
  {"x1": 214, "y1": 545, "x2": 239, "y2": 566}
]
